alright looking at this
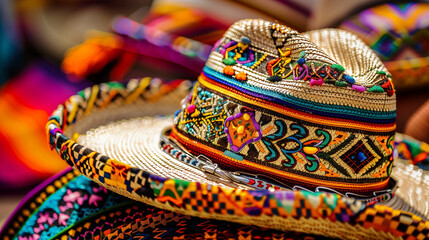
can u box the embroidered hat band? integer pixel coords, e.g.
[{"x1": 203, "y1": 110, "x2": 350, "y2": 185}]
[{"x1": 172, "y1": 19, "x2": 396, "y2": 194}]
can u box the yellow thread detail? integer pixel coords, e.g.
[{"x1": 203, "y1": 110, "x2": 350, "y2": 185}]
[
  {"x1": 85, "y1": 85, "x2": 99, "y2": 115},
  {"x1": 67, "y1": 101, "x2": 78, "y2": 124},
  {"x1": 421, "y1": 142, "x2": 429, "y2": 152},
  {"x1": 303, "y1": 146, "x2": 318, "y2": 155},
  {"x1": 125, "y1": 77, "x2": 151, "y2": 104},
  {"x1": 243, "y1": 113, "x2": 250, "y2": 120},
  {"x1": 191, "y1": 82, "x2": 199, "y2": 104},
  {"x1": 72, "y1": 132, "x2": 80, "y2": 142},
  {"x1": 250, "y1": 54, "x2": 267, "y2": 69},
  {"x1": 237, "y1": 125, "x2": 245, "y2": 134}
]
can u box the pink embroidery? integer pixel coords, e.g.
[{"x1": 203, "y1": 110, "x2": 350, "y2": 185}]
[
  {"x1": 63, "y1": 189, "x2": 88, "y2": 205},
  {"x1": 58, "y1": 213, "x2": 70, "y2": 226},
  {"x1": 89, "y1": 195, "x2": 103, "y2": 207}
]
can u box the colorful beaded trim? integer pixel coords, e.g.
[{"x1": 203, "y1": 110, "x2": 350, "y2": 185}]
[{"x1": 44, "y1": 79, "x2": 429, "y2": 239}]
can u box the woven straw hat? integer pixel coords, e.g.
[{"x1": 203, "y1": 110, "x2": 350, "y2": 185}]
[{"x1": 47, "y1": 19, "x2": 429, "y2": 239}]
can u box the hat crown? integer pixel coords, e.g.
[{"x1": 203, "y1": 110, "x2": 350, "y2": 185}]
[
  {"x1": 172, "y1": 19, "x2": 396, "y2": 194},
  {"x1": 217, "y1": 19, "x2": 393, "y2": 87}
]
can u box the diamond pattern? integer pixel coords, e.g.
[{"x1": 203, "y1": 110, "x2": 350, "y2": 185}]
[{"x1": 340, "y1": 140, "x2": 376, "y2": 173}]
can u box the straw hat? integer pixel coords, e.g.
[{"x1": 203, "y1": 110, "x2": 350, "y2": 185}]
[
  {"x1": 0, "y1": 167, "x2": 341, "y2": 240},
  {"x1": 47, "y1": 19, "x2": 429, "y2": 239}
]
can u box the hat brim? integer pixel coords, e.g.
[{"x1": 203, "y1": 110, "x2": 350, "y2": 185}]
[
  {"x1": 47, "y1": 78, "x2": 429, "y2": 239},
  {"x1": 0, "y1": 167, "x2": 336, "y2": 240}
]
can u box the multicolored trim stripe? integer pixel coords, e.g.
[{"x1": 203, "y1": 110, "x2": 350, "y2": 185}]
[
  {"x1": 200, "y1": 72, "x2": 396, "y2": 132},
  {"x1": 45, "y1": 79, "x2": 429, "y2": 239},
  {"x1": 160, "y1": 130, "x2": 396, "y2": 203},
  {"x1": 202, "y1": 23, "x2": 397, "y2": 133}
]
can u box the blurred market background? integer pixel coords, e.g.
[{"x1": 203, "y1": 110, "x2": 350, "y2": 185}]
[{"x1": 1, "y1": 0, "x2": 428, "y2": 226}]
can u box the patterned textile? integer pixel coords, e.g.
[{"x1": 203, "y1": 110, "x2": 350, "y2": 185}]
[
  {"x1": 142, "y1": 2, "x2": 230, "y2": 45},
  {"x1": 61, "y1": 0, "x2": 314, "y2": 83},
  {"x1": 395, "y1": 134, "x2": 429, "y2": 170},
  {"x1": 339, "y1": 2, "x2": 429, "y2": 89},
  {"x1": 0, "y1": 61, "x2": 87, "y2": 190},
  {"x1": 62, "y1": 17, "x2": 212, "y2": 83}
]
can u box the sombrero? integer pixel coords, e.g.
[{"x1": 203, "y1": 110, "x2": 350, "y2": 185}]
[
  {"x1": 0, "y1": 167, "x2": 332, "y2": 240},
  {"x1": 47, "y1": 19, "x2": 429, "y2": 239}
]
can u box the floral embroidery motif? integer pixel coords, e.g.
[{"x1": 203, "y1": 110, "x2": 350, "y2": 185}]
[
  {"x1": 218, "y1": 36, "x2": 256, "y2": 79},
  {"x1": 15, "y1": 176, "x2": 121, "y2": 240},
  {"x1": 293, "y1": 51, "x2": 355, "y2": 88},
  {"x1": 262, "y1": 121, "x2": 331, "y2": 172},
  {"x1": 376, "y1": 71, "x2": 395, "y2": 96},
  {"x1": 216, "y1": 34, "x2": 394, "y2": 95},
  {"x1": 224, "y1": 110, "x2": 262, "y2": 152}
]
